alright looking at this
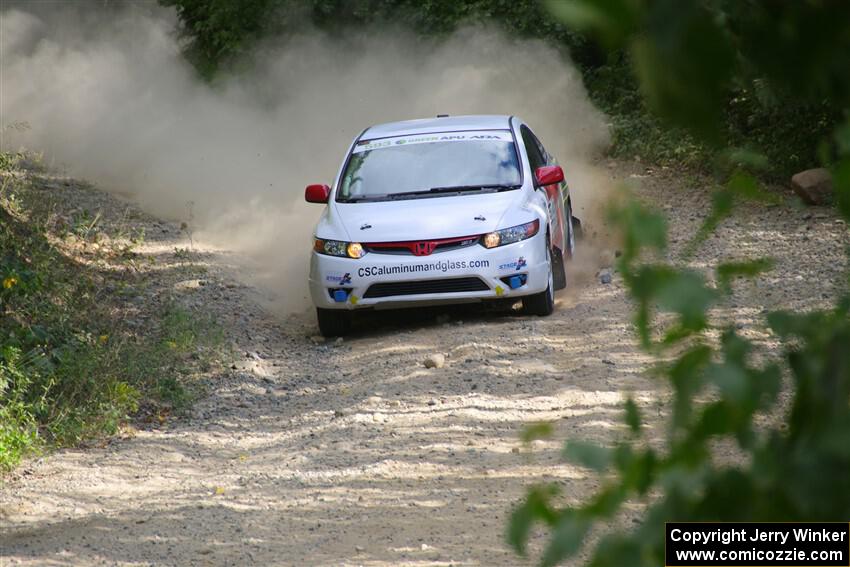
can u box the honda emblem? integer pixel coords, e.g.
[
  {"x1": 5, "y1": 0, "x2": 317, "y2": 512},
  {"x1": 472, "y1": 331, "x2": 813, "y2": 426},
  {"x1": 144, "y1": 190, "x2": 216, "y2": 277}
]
[{"x1": 413, "y1": 241, "x2": 436, "y2": 256}]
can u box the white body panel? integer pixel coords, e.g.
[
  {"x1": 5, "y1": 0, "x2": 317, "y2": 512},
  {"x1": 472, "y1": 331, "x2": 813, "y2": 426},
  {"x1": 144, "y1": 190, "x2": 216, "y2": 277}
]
[
  {"x1": 308, "y1": 115, "x2": 570, "y2": 311},
  {"x1": 309, "y1": 228, "x2": 549, "y2": 309}
]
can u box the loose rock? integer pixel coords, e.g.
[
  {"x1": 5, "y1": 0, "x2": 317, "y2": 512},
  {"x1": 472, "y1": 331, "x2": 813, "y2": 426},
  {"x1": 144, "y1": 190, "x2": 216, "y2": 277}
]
[{"x1": 423, "y1": 353, "x2": 446, "y2": 369}]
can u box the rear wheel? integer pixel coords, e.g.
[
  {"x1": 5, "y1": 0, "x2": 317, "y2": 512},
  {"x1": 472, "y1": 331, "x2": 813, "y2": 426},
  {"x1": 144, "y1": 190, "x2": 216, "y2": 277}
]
[
  {"x1": 572, "y1": 215, "x2": 583, "y2": 242},
  {"x1": 565, "y1": 201, "x2": 576, "y2": 259},
  {"x1": 317, "y1": 308, "x2": 352, "y2": 337},
  {"x1": 523, "y1": 238, "x2": 555, "y2": 316},
  {"x1": 552, "y1": 200, "x2": 574, "y2": 291}
]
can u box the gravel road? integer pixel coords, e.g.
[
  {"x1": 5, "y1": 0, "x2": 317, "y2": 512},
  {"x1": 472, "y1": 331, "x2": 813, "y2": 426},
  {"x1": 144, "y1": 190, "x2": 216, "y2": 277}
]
[{"x1": 1, "y1": 161, "x2": 847, "y2": 566}]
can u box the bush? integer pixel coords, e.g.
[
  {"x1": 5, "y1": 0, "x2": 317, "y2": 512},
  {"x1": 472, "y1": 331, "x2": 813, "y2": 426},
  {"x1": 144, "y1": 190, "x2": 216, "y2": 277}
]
[
  {"x1": 160, "y1": 0, "x2": 598, "y2": 76},
  {"x1": 509, "y1": 192, "x2": 850, "y2": 566},
  {"x1": 0, "y1": 154, "x2": 225, "y2": 470},
  {"x1": 158, "y1": 0, "x2": 844, "y2": 179},
  {"x1": 509, "y1": 2, "x2": 850, "y2": 565}
]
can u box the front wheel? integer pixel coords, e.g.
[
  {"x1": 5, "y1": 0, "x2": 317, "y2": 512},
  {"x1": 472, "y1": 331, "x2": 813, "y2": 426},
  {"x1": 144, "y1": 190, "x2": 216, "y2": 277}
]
[
  {"x1": 317, "y1": 308, "x2": 352, "y2": 337},
  {"x1": 522, "y1": 239, "x2": 555, "y2": 316}
]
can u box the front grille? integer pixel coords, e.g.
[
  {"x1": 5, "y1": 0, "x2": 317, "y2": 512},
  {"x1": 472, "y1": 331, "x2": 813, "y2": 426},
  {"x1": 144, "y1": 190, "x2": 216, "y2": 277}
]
[
  {"x1": 365, "y1": 237, "x2": 480, "y2": 256},
  {"x1": 363, "y1": 277, "x2": 490, "y2": 299}
]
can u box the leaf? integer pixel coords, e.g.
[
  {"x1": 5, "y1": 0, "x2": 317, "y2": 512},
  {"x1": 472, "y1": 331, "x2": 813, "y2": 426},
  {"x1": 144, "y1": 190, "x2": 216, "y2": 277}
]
[
  {"x1": 608, "y1": 200, "x2": 667, "y2": 263},
  {"x1": 693, "y1": 401, "x2": 736, "y2": 438},
  {"x1": 705, "y1": 362, "x2": 749, "y2": 405},
  {"x1": 563, "y1": 441, "x2": 613, "y2": 471},
  {"x1": 507, "y1": 501, "x2": 535, "y2": 556},
  {"x1": 627, "y1": 265, "x2": 718, "y2": 347},
  {"x1": 507, "y1": 484, "x2": 559, "y2": 555},
  {"x1": 655, "y1": 270, "x2": 716, "y2": 331},
  {"x1": 720, "y1": 148, "x2": 770, "y2": 172},
  {"x1": 630, "y1": 2, "x2": 735, "y2": 142},
  {"x1": 540, "y1": 513, "x2": 590, "y2": 567},
  {"x1": 521, "y1": 421, "x2": 554, "y2": 444},
  {"x1": 716, "y1": 259, "x2": 773, "y2": 293},
  {"x1": 767, "y1": 309, "x2": 820, "y2": 338},
  {"x1": 661, "y1": 324, "x2": 697, "y2": 345},
  {"x1": 755, "y1": 363, "x2": 782, "y2": 409},
  {"x1": 669, "y1": 345, "x2": 711, "y2": 429},
  {"x1": 832, "y1": 156, "x2": 850, "y2": 221},
  {"x1": 683, "y1": 188, "x2": 734, "y2": 257},
  {"x1": 684, "y1": 170, "x2": 768, "y2": 258},
  {"x1": 587, "y1": 534, "x2": 645, "y2": 567},
  {"x1": 614, "y1": 445, "x2": 657, "y2": 494},
  {"x1": 545, "y1": 0, "x2": 640, "y2": 48},
  {"x1": 727, "y1": 170, "x2": 776, "y2": 203},
  {"x1": 624, "y1": 397, "x2": 641, "y2": 434},
  {"x1": 584, "y1": 485, "x2": 627, "y2": 517}
]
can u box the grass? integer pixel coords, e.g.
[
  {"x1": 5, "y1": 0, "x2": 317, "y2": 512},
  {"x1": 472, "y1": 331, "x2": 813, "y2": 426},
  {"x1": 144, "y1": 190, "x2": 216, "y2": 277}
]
[{"x1": 0, "y1": 152, "x2": 226, "y2": 470}]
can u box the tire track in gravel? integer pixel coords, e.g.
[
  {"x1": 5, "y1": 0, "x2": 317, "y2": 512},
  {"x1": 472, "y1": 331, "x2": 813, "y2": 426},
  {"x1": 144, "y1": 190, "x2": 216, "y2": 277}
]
[{"x1": 1, "y1": 160, "x2": 847, "y2": 566}]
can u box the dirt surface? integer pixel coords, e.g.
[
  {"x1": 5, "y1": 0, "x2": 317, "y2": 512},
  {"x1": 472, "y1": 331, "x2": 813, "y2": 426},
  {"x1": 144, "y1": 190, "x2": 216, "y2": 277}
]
[{"x1": 1, "y1": 161, "x2": 848, "y2": 566}]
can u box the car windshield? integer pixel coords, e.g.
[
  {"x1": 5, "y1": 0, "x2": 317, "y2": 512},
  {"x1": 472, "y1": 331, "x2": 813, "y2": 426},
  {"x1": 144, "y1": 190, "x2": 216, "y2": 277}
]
[{"x1": 336, "y1": 130, "x2": 521, "y2": 202}]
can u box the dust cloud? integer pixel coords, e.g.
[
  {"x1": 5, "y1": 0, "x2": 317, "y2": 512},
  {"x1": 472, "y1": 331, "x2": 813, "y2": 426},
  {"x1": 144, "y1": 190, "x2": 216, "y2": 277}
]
[{"x1": 0, "y1": 2, "x2": 611, "y2": 312}]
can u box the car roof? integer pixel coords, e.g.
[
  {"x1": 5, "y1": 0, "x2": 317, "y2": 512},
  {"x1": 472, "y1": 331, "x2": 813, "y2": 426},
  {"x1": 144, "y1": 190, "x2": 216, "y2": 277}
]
[{"x1": 361, "y1": 115, "x2": 513, "y2": 140}]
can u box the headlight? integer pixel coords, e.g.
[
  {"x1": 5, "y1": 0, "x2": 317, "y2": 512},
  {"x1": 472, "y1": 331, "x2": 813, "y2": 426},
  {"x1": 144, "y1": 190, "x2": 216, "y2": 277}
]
[
  {"x1": 313, "y1": 238, "x2": 366, "y2": 259},
  {"x1": 481, "y1": 219, "x2": 540, "y2": 248}
]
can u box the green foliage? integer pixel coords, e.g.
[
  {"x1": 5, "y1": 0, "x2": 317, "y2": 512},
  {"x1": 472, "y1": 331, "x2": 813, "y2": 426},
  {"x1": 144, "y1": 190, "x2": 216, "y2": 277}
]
[
  {"x1": 509, "y1": 2, "x2": 850, "y2": 565},
  {"x1": 510, "y1": 190, "x2": 850, "y2": 565},
  {"x1": 160, "y1": 0, "x2": 596, "y2": 77},
  {"x1": 552, "y1": 0, "x2": 850, "y2": 178},
  {"x1": 0, "y1": 152, "x2": 24, "y2": 172},
  {"x1": 0, "y1": 159, "x2": 225, "y2": 470},
  {"x1": 159, "y1": 0, "x2": 844, "y2": 178},
  {"x1": 583, "y1": 57, "x2": 711, "y2": 169}
]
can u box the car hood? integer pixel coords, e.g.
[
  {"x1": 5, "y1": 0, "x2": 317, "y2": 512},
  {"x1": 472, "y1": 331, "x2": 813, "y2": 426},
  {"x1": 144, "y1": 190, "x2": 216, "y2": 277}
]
[{"x1": 332, "y1": 191, "x2": 525, "y2": 242}]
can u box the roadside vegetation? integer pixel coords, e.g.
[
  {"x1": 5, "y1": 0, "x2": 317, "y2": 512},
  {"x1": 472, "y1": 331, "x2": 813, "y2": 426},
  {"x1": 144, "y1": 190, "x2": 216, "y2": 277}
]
[
  {"x1": 162, "y1": 0, "x2": 843, "y2": 181},
  {"x1": 505, "y1": 2, "x2": 850, "y2": 566},
  {"x1": 0, "y1": 153, "x2": 226, "y2": 471}
]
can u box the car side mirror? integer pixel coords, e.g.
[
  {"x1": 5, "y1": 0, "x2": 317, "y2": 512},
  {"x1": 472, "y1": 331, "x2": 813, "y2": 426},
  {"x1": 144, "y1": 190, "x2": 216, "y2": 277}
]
[
  {"x1": 534, "y1": 165, "x2": 564, "y2": 187},
  {"x1": 305, "y1": 184, "x2": 331, "y2": 203}
]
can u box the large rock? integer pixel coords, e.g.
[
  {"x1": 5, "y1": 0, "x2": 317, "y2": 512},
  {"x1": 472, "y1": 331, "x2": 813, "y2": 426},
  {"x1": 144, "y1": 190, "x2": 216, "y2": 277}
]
[{"x1": 791, "y1": 168, "x2": 833, "y2": 205}]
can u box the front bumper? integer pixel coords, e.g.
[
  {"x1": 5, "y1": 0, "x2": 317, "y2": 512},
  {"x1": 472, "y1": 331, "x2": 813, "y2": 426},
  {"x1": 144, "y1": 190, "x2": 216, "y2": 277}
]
[{"x1": 309, "y1": 231, "x2": 549, "y2": 310}]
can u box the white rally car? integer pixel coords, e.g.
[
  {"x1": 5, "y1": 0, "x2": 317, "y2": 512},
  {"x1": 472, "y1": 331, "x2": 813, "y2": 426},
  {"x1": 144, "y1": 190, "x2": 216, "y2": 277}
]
[{"x1": 306, "y1": 115, "x2": 577, "y2": 336}]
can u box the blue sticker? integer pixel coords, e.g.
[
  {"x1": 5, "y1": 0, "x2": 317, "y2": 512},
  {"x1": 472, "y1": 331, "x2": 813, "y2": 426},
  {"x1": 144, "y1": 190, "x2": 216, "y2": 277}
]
[
  {"x1": 498, "y1": 256, "x2": 527, "y2": 271},
  {"x1": 326, "y1": 272, "x2": 353, "y2": 285}
]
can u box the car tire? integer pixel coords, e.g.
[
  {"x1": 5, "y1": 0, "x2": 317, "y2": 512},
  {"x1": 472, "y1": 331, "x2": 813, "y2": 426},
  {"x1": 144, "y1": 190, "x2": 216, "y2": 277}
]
[
  {"x1": 523, "y1": 239, "x2": 555, "y2": 317},
  {"x1": 317, "y1": 308, "x2": 352, "y2": 337},
  {"x1": 572, "y1": 215, "x2": 583, "y2": 241},
  {"x1": 565, "y1": 201, "x2": 576, "y2": 260},
  {"x1": 552, "y1": 246, "x2": 567, "y2": 291}
]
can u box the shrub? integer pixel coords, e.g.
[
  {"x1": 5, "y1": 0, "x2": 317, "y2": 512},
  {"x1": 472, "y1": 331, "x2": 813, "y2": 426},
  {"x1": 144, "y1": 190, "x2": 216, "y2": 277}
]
[
  {"x1": 0, "y1": 156, "x2": 225, "y2": 470},
  {"x1": 509, "y1": 2, "x2": 850, "y2": 565}
]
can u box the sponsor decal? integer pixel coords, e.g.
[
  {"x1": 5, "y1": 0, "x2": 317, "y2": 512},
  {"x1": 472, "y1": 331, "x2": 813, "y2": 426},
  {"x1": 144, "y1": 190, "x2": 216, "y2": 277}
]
[
  {"x1": 325, "y1": 272, "x2": 352, "y2": 285},
  {"x1": 354, "y1": 130, "x2": 514, "y2": 153},
  {"x1": 499, "y1": 256, "x2": 527, "y2": 271},
  {"x1": 357, "y1": 259, "x2": 489, "y2": 278}
]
